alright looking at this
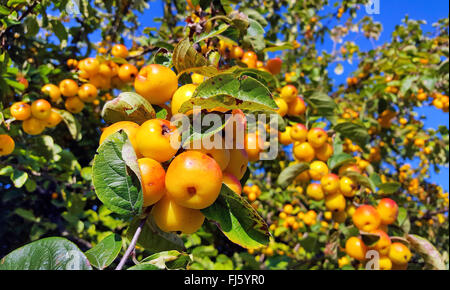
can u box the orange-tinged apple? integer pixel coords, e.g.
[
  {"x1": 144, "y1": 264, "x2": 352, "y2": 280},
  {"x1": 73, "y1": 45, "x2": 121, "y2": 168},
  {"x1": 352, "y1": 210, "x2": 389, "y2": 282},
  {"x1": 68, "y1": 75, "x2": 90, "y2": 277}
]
[
  {"x1": 224, "y1": 149, "x2": 248, "y2": 180},
  {"x1": 377, "y1": 198, "x2": 398, "y2": 225},
  {"x1": 290, "y1": 123, "x2": 308, "y2": 142},
  {"x1": 244, "y1": 132, "x2": 264, "y2": 162},
  {"x1": 306, "y1": 183, "x2": 325, "y2": 201},
  {"x1": 287, "y1": 97, "x2": 306, "y2": 116},
  {"x1": 293, "y1": 142, "x2": 315, "y2": 162},
  {"x1": 307, "y1": 127, "x2": 328, "y2": 148},
  {"x1": 151, "y1": 195, "x2": 205, "y2": 234},
  {"x1": 10, "y1": 102, "x2": 31, "y2": 121},
  {"x1": 320, "y1": 173, "x2": 340, "y2": 194},
  {"x1": 135, "y1": 119, "x2": 180, "y2": 162},
  {"x1": 345, "y1": 236, "x2": 367, "y2": 261},
  {"x1": 280, "y1": 84, "x2": 298, "y2": 103},
  {"x1": 352, "y1": 205, "x2": 381, "y2": 232},
  {"x1": 165, "y1": 151, "x2": 223, "y2": 209},
  {"x1": 138, "y1": 157, "x2": 166, "y2": 207},
  {"x1": 223, "y1": 172, "x2": 242, "y2": 195},
  {"x1": 134, "y1": 64, "x2": 178, "y2": 105},
  {"x1": 266, "y1": 58, "x2": 282, "y2": 75},
  {"x1": 369, "y1": 229, "x2": 391, "y2": 256}
]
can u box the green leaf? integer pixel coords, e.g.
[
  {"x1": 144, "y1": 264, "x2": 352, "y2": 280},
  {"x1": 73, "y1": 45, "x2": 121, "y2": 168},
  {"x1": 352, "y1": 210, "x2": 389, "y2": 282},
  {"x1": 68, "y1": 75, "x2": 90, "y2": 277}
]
[
  {"x1": 327, "y1": 153, "x2": 355, "y2": 171},
  {"x1": 396, "y1": 207, "x2": 407, "y2": 225},
  {"x1": 92, "y1": 131, "x2": 143, "y2": 216},
  {"x1": 101, "y1": 92, "x2": 156, "y2": 125},
  {"x1": 24, "y1": 16, "x2": 39, "y2": 37},
  {"x1": 54, "y1": 109, "x2": 82, "y2": 141},
  {"x1": 29, "y1": 134, "x2": 61, "y2": 160},
  {"x1": 0, "y1": 165, "x2": 14, "y2": 176},
  {"x1": 0, "y1": 5, "x2": 10, "y2": 15},
  {"x1": 243, "y1": 18, "x2": 265, "y2": 52},
  {"x1": 126, "y1": 263, "x2": 160, "y2": 270},
  {"x1": 421, "y1": 77, "x2": 436, "y2": 92},
  {"x1": 342, "y1": 171, "x2": 376, "y2": 192},
  {"x1": 181, "y1": 113, "x2": 230, "y2": 148},
  {"x1": 14, "y1": 208, "x2": 38, "y2": 222},
  {"x1": 240, "y1": 8, "x2": 267, "y2": 27},
  {"x1": 277, "y1": 163, "x2": 310, "y2": 188},
  {"x1": 51, "y1": 20, "x2": 68, "y2": 42},
  {"x1": 263, "y1": 42, "x2": 294, "y2": 52},
  {"x1": 304, "y1": 91, "x2": 337, "y2": 117},
  {"x1": 129, "y1": 250, "x2": 191, "y2": 270},
  {"x1": 400, "y1": 75, "x2": 418, "y2": 96},
  {"x1": 201, "y1": 185, "x2": 270, "y2": 249},
  {"x1": 396, "y1": 207, "x2": 410, "y2": 233},
  {"x1": 11, "y1": 169, "x2": 28, "y2": 188},
  {"x1": 81, "y1": 167, "x2": 92, "y2": 181},
  {"x1": 378, "y1": 182, "x2": 401, "y2": 194},
  {"x1": 85, "y1": 234, "x2": 122, "y2": 270},
  {"x1": 180, "y1": 73, "x2": 276, "y2": 113},
  {"x1": 195, "y1": 23, "x2": 230, "y2": 43},
  {"x1": 127, "y1": 216, "x2": 185, "y2": 253},
  {"x1": 360, "y1": 231, "x2": 380, "y2": 247},
  {"x1": 369, "y1": 173, "x2": 382, "y2": 187},
  {"x1": 4, "y1": 78, "x2": 25, "y2": 91},
  {"x1": 0, "y1": 237, "x2": 92, "y2": 270},
  {"x1": 334, "y1": 122, "x2": 370, "y2": 149},
  {"x1": 227, "y1": 67, "x2": 279, "y2": 89},
  {"x1": 340, "y1": 225, "x2": 360, "y2": 238},
  {"x1": 172, "y1": 38, "x2": 218, "y2": 77},
  {"x1": 7, "y1": 0, "x2": 27, "y2": 6},
  {"x1": 300, "y1": 234, "x2": 320, "y2": 252},
  {"x1": 406, "y1": 234, "x2": 446, "y2": 270}
]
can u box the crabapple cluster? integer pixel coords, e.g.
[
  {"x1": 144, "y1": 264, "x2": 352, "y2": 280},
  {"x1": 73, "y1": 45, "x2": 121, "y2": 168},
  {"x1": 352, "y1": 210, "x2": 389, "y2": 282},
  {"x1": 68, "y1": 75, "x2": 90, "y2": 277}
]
[
  {"x1": 344, "y1": 198, "x2": 413, "y2": 270},
  {"x1": 98, "y1": 64, "x2": 265, "y2": 235},
  {"x1": 40, "y1": 44, "x2": 139, "y2": 114},
  {"x1": 9, "y1": 99, "x2": 62, "y2": 135}
]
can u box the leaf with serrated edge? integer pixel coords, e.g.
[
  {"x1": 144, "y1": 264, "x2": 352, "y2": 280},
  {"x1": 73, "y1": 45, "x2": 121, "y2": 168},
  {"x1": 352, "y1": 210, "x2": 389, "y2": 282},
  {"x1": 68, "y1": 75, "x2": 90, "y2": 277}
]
[
  {"x1": 194, "y1": 23, "x2": 230, "y2": 43},
  {"x1": 85, "y1": 234, "x2": 122, "y2": 270},
  {"x1": 0, "y1": 237, "x2": 92, "y2": 270},
  {"x1": 327, "y1": 153, "x2": 355, "y2": 171},
  {"x1": 135, "y1": 250, "x2": 191, "y2": 270},
  {"x1": 407, "y1": 234, "x2": 446, "y2": 270},
  {"x1": 277, "y1": 163, "x2": 310, "y2": 188},
  {"x1": 101, "y1": 92, "x2": 155, "y2": 125},
  {"x1": 179, "y1": 73, "x2": 276, "y2": 113},
  {"x1": 92, "y1": 131, "x2": 143, "y2": 216},
  {"x1": 342, "y1": 171, "x2": 376, "y2": 192},
  {"x1": 54, "y1": 109, "x2": 82, "y2": 141},
  {"x1": 201, "y1": 185, "x2": 270, "y2": 249},
  {"x1": 173, "y1": 38, "x2": 217, "y2": 77},
  {"x1": 334, "y1": 122, "x2": 370, "y2": 149},
  {"x1": 378, "y1": 182, "x2": 401, "y2": 194}
]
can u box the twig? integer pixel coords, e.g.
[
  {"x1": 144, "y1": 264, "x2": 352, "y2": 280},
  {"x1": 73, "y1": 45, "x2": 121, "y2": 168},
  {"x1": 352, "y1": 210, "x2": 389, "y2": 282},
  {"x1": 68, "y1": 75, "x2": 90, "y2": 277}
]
[{"x1": 115, "y1": 213, "x2": 149, "y2": 270}]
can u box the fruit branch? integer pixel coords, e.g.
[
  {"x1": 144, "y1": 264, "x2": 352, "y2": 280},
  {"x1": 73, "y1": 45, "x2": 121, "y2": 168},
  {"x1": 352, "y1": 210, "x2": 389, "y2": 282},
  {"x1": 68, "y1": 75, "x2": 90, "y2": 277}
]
[
  {"x1": 0, "y1": 0, "x2": 41, "y2": 48},
  {"x1": 411, "y1": 208, "x2": 449, "y2": 221},
  {"x1": 115, "y1": 211, "x2": 149, "y2": 270}
]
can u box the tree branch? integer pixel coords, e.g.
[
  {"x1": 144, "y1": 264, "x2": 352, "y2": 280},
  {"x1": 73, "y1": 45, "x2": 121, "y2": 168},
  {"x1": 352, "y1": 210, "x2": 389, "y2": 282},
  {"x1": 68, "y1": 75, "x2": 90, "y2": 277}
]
[{"x1": 115, "y1": 211, "x2": 149, "y2": 270}]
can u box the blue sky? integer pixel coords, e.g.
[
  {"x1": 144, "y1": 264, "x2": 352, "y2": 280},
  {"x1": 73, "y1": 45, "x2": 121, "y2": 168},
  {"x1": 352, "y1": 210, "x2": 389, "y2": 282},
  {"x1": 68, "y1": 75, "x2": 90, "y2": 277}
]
[{"x1": 75, "y1": 1, "x2": 449, "y2": 190}]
